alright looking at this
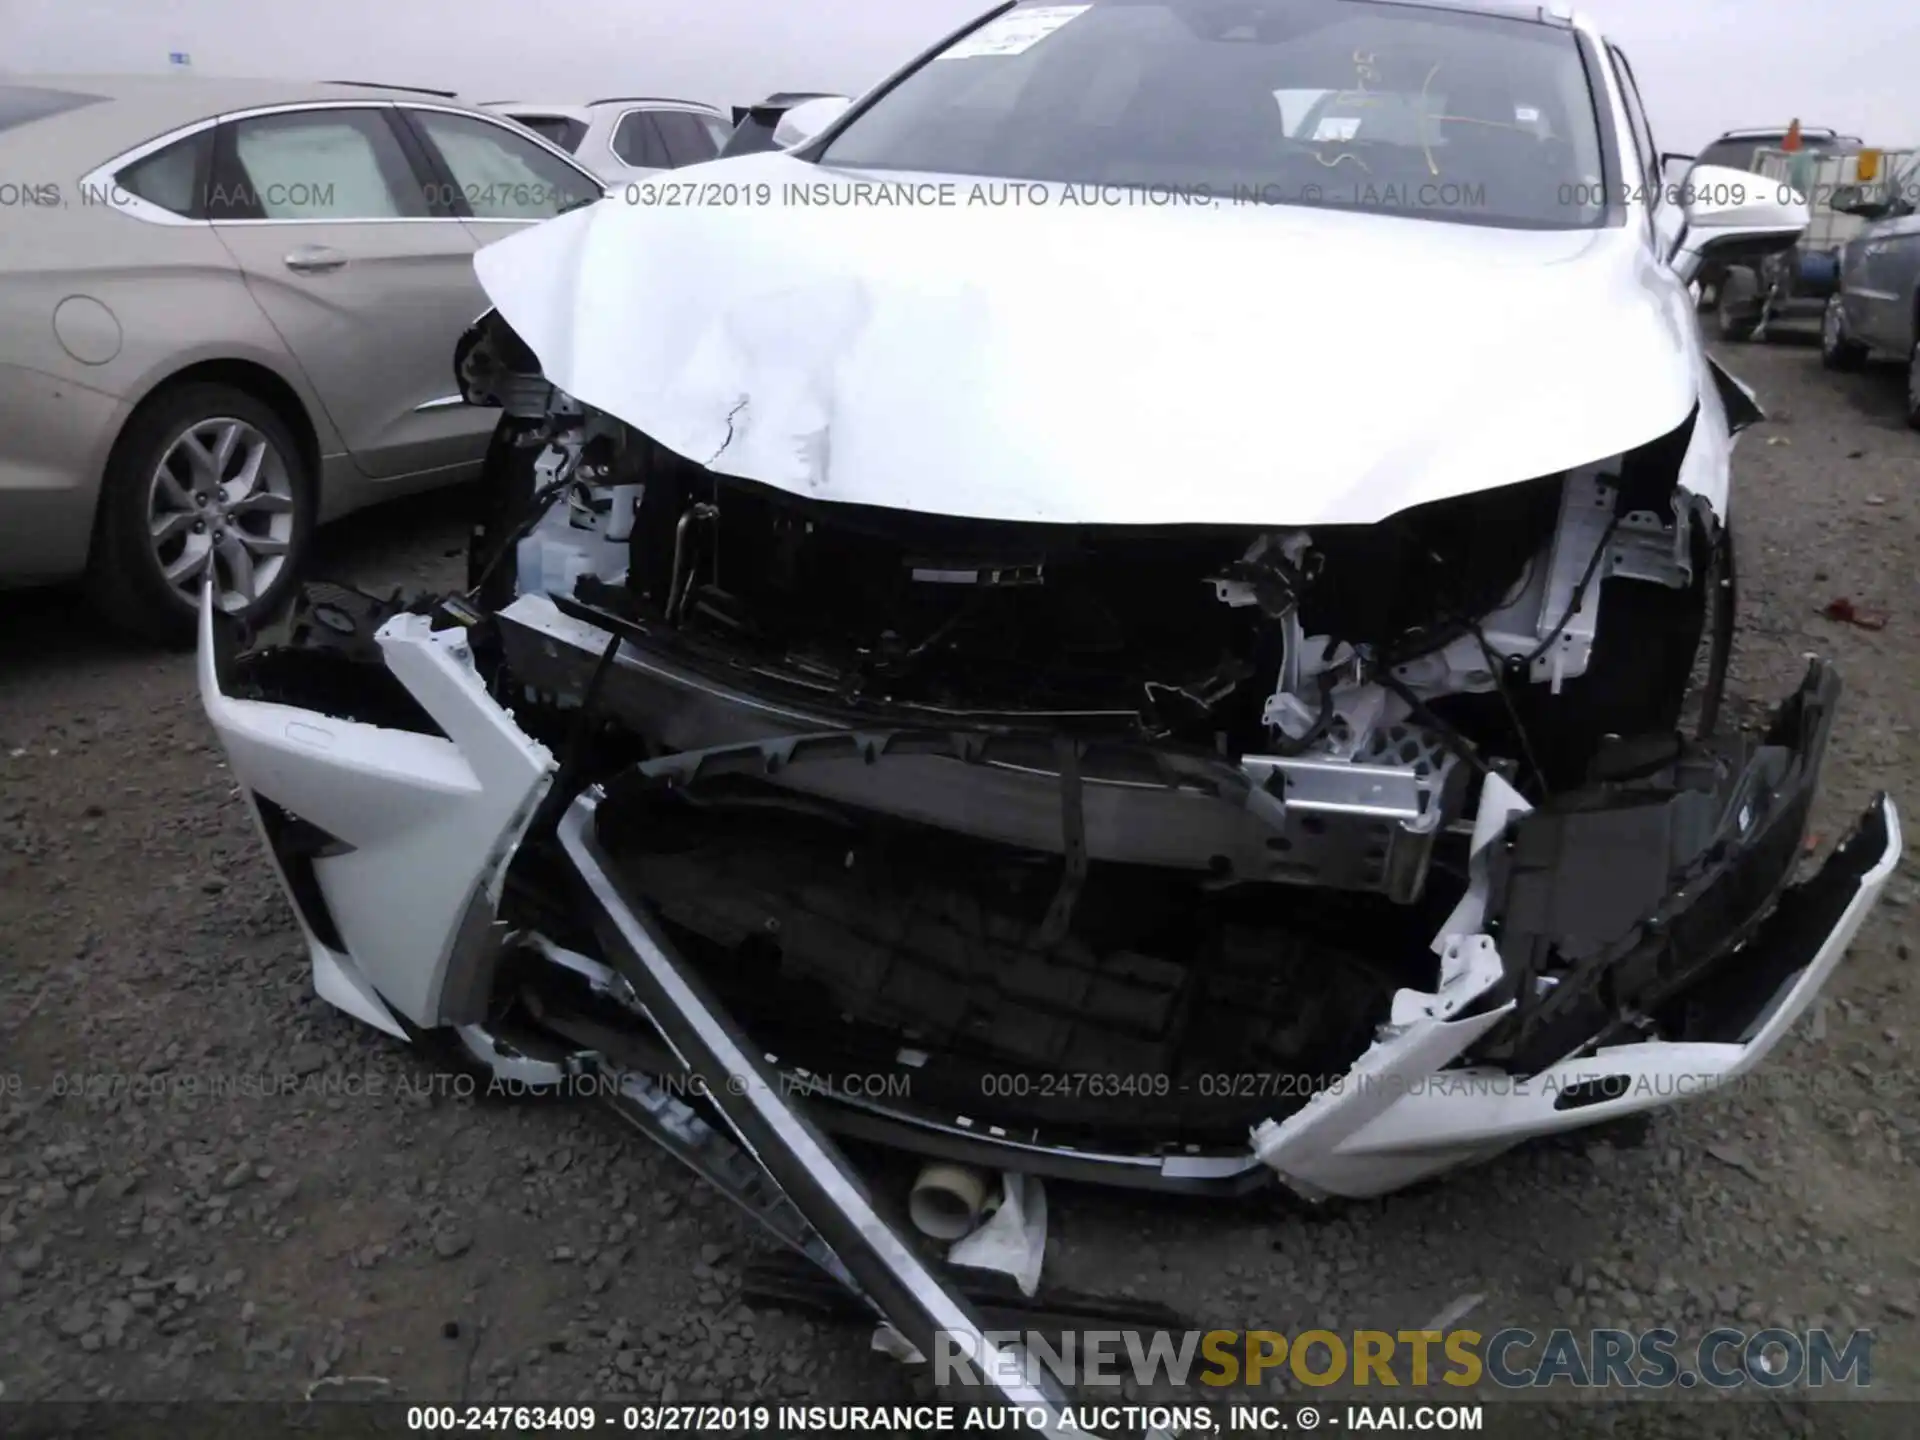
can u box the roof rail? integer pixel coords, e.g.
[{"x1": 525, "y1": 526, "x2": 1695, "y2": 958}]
[
  {"x1": 1719, "y1": 125, "x2": 1841, "y2": 140},
  {"x1": 586, "y1": 95, "x2": 718, "y2": 110},
  {"x1": 325, "y1": 80, "x2": 460, "y2": 98}
]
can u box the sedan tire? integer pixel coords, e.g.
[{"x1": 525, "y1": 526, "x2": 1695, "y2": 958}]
[
  {"x1": 1908, "y1": 342, "x2": 1920, "y2": 432},
  {"x1": 1820, "y1": 295, "x2": 1867, "y2": 371},
  {"x1": 87, "y1": 383, "x2": 315, "y2": 648}
]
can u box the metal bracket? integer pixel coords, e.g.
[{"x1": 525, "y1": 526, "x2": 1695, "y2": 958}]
[
  {"x1": 603, "y1": 1069, "x2": 858, "y2": 1290},
  {"x1": 1033, "y1": 737, "x2": 1088, "y2": 950},
  {"x1": 554, "y1": 788, "x2": 1104, "y2": 1437}
]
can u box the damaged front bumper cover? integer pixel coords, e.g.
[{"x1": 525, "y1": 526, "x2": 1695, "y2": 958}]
[
  {"x1": 1253, "y1": 787, "x2": 1898, "y2": 1195},
  {"x1": 1255, "y1": 657, "x2": 1902, "y2": 1198},
  {"x1": 197, "y1": 582, "x2": 1899, "y2": 1410}
]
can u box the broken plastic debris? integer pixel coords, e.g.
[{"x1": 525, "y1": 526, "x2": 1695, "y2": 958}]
[
  {"x1": 909, "y1": 1162, "x2": 989, "y2": 1240},
  {"x1": 1419, "y1": 1291, "x2": 1486, "y2": 1332},
  {"x1": 1820, "y1": 597, "x2": 1887, "y2": 630},
  {"x1": 1765, "y1": 435, "x2": 1791, "y2": 446},
  {"x1": 948, "y1": 1172, "x2": 1048, "y2": 1298},
  {"x1": 870, "y1": 1322, "x2": 925, "y2": 1364},
  {"x1": 1704, "y1": 1141, "x2": 1765, "y2": 1182}
]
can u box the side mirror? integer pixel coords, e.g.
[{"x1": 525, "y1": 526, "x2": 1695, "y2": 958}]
[
  {"x1": 1669, "y1": 163, "x2": 1809, "y2": 285},
  {"x1": 1830, "y1": 183, "x2": 1891, "y2": 219},
  {"x1": 772, "y1": 95, "x2": 852, "y2": 150},
  {"x1": 1659, "y1": 150, "x2": 1695, "y2": 180}
]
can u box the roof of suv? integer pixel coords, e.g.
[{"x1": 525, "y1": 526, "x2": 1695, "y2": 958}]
[
  {"x1": 488, "y1": 103, "x2": 594, "y2": 124},
  {"x1": 490, "y1": 98, "x2": 720, "y2": 116},
  {"x1": 586, "y1": 95, "x2": 720, "y2": 110},
  {"x1": 1713, "y1": 125, "x2": 1861, "y2": 143}
]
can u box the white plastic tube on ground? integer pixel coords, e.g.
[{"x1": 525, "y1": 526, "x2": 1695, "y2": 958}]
[{"x1": 908, "y1": 1162, "x2": 990, "y2": 1241}]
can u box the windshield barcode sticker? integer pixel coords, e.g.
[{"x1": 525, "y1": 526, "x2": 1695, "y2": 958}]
[{"x1": 937, "y1": 5, "x2": 1092, "y2": 60}]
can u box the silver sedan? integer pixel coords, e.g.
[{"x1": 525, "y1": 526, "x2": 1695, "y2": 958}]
[{"x1": 0, "y1": 75, "x2": 603, "y2": 643}]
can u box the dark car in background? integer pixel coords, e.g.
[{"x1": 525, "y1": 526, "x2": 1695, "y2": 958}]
[{"x1": 1821, "y1": 152, "x2": 1920, "y2": 428}]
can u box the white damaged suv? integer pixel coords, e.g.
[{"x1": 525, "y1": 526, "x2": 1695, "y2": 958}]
[{"x1": 201, "y1": 0, "x2": 1896, "y2": 1420}]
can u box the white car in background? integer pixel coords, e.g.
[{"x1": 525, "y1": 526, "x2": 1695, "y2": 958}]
[{"x1": 482, "y1": 97, "x2": 732, "y2": 184}]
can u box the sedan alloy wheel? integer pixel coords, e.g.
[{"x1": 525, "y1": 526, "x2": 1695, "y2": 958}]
[{"x1": 148, "y1": 417, "x2": 297, "y2": 612}]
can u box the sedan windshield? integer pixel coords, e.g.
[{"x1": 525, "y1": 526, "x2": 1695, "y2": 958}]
[{"x1": 821, "y1": 0, "x2": 1608, "y2": 229}]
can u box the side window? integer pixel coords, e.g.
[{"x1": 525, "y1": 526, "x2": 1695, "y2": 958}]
[
  {"x1": 220, "y1": 108, "x2": 426, "y2": 219},
  {"x1": 406, "y1": 109, "x2": 601, "y2": 220},
  {"x1": 611, "y1": 111, "x2": 670, "y2": 168},
  {"x1": 1890, "y1": 154, "x2": 1920, "y2": 214},
  {"x1": 1608, "y1": 46, "x2": 1659, "y2": 202},
  {"x1": 509, "y1": 114, "x2": 586, "y2": 154},
  {"x1": 115, "y1": 129, "x2": 212, "y2": 217},
  {"x1": 652, "y1": 110, "x2": 721, "y2": 168},
  {"x1": 1694, "y1": 140, "x2": 1751, "y2": 171}
]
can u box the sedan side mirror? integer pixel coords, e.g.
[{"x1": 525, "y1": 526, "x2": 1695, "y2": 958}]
[
  {"x1": 772, "y1": 95, "x2": 852, "y2": 150},
  {"x1": 1669, "y1": 163, "x2": 1809, "y2": 285}
]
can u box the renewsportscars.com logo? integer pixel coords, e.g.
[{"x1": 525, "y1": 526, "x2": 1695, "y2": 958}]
[{"x1": 933, "y1": 1326, "x2": 1874, "y2": 1392}]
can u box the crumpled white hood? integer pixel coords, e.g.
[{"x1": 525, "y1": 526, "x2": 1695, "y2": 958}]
[{"x1": 474, "y1": 151, "x2": 1702, "y2": 527}]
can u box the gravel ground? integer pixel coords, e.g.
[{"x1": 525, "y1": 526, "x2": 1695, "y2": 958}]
[{"x1": 3, "y1": 333, "x2": 1917, "y2": 1436}]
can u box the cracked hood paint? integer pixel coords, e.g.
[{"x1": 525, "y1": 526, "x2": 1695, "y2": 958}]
[{"x1": 473, "y1": 150, "x2": 1703, "y2": 527}]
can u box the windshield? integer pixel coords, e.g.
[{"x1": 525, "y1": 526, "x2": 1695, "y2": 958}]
[{"x1": 820, "y1": 0, "x2": 1608, "y2": 229}]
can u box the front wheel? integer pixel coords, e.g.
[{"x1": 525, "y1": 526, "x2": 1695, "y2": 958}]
[
  {"x1": 87, "y1": 383, "x2": 313, "y2": 647},
  {"x1": 1821, "y1": 295, "x2": 1867, "y2": 371}
]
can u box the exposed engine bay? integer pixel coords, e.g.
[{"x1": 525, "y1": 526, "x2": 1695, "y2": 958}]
[
  {"x1": 462, "y1": 308, "x2": 1721, "y2": 908},
  {"x1": 197, "y1": 307, "x2": 1897, "y2": 1431}
]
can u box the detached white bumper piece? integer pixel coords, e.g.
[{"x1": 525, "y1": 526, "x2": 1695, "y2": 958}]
[{"x1": 197, "y1": 584, "x2": 554, "y2": 1034}]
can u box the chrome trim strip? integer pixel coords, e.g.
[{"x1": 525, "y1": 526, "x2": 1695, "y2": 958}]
[{"x1": 555, "y1": 790, "x2": 1107, "y2": 1437}]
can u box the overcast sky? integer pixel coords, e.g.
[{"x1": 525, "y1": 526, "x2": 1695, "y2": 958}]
[{"x1": 3, "y1": 0, "x2": 1913, "y2": 154}]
